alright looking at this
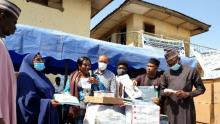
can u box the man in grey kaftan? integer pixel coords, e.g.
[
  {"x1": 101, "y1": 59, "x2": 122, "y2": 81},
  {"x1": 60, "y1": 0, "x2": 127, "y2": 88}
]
[{"x1": 160, "y1": 49, "x2": 206, "y2": 124}]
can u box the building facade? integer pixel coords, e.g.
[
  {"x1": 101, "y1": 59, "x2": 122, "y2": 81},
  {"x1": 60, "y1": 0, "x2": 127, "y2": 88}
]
[
  {"x1": 12, "y1": 0, "x2": 111, "y2": 37},
  {"x1": 91, "y1": 0, "x2": 210, "y2": 56}
]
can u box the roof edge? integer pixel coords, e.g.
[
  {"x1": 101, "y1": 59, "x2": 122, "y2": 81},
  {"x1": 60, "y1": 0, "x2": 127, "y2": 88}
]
[
  {"x1": 91, "y1": 0, "x2": 130, "y2": 33},
  {"x1": 91, "y1": 0, "x2": 211, "y2": 36},
  {"x1": 91, "y1": 0, "x2": 113, "y2": 18}
]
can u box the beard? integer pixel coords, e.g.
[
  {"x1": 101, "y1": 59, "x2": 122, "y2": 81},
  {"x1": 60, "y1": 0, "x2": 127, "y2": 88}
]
[
  {"x1": 1, "y1": 30, "x2": 13, "y2": 37},
  {"x1": 4, "y1": 28, "x2": 15, "y2": 36}
]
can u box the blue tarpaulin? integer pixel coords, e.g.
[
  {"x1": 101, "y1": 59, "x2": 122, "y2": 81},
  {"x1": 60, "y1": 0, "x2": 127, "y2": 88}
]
[{"x1": 5, "y1": 24, "x2": 197, "y2": 75}]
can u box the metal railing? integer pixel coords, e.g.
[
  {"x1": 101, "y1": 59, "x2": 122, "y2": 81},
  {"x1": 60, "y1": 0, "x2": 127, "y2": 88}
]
[
  {"x1": 104, "y1": 31, "x2": 186, "y2": 46},
  {"x1": 190, "y1": 43, "x2": 220, "y2": 57},
  {"x1": 104, "y1": 31, "x2": 143, "y2": 47},
  {"x1": 103, "y1": 31, "x2": 220, "y2": 57}
]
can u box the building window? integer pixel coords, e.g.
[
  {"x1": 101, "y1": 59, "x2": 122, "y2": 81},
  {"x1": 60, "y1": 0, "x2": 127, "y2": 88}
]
[
  {"x1": 144, "y1": 23, "x2": 155, "y2": 33},
  {"x1": 26, "y1": 0, "x2": 64, "y2": 11},
  {"x1": 119, "y1": 26, "x2": 126, "y2": 45},
  {"x1": 105, "y1": 36, "x2": 112, "y2": 42}
]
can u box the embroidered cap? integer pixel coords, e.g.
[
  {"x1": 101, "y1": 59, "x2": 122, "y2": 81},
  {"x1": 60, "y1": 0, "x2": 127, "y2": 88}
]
[
  {"x1": 0, "y1": 0, "x2": 21, "y2": 18},
  {"x1": 164, "y1": 48, "x2": 179, "y2": 61}
]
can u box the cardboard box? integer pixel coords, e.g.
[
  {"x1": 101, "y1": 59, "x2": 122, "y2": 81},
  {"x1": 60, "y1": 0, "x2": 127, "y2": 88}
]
[
  {"x1": 194, "y1": 82, "x2": 213, "y2": 104},
  {"x1": 214, "y1": 83, "x2": 220, "y2": 104},
  {"x1": 214, "y1": 104, "x2": 220, "y2": 124},
  {"x1": 93, "y1": 91, "x2": 115, "y2": 97},
  {"x1": 195, "y1": 102, "x2": 214, "y2": 124},
  {"x1": 84, "y1": 96, "x2": 123, "y2": 105},
  {"x1": 195, "y1": 78, "x2": 220, "y2": 124}
]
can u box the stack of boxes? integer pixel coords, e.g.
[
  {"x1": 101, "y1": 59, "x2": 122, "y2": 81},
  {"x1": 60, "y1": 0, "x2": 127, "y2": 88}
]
[
  {"x1": 213, "y1": 78, "x2": 220, "y2": 124},
  {"x1": 194, "y1": 78, "x2": 220, "y2": 124}
]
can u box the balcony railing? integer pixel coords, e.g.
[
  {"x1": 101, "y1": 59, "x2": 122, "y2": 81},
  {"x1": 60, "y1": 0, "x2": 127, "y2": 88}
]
[
  {"x1": 104, "y1": 31, "x2": 186, "y2": 46},
  {"x1": 104, "y1": 31, "x2": 143, "y2": 47}
]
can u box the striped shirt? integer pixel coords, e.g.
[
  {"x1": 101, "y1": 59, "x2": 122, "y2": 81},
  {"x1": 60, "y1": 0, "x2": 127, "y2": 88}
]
[{"x1": 95, "y1": 69, "x2": 117, "y2": 96}]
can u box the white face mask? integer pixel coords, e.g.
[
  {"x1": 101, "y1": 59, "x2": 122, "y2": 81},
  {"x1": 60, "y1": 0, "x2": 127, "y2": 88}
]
[{"x1": 98, "y1": 62, "x2": 107, "y2": 71}]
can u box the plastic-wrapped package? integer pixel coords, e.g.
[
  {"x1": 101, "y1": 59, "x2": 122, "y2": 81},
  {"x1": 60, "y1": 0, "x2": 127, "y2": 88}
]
[
  {"x1": 95, "y1": 109, "x2": 126, "y2": 124},
  {"x1": 138, "y1": 86, "x2": 158, "y2": 102},
  {"x1": 84, "y1": 104, "x2": 125, "y2": 124}
]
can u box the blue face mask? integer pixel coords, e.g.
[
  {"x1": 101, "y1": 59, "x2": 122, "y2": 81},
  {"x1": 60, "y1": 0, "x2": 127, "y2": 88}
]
[
  {"x1": 170, "y1": 63, "x2": 181, "y2": 71},
  {"x1": 34, "y1": 63, "x2": 45, "y2": 71}
]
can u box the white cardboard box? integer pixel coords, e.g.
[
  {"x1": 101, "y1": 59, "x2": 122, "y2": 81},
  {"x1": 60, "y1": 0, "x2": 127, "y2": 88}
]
[{"x1": 126, "y1": 102, "x2": 160, "y2": 124}]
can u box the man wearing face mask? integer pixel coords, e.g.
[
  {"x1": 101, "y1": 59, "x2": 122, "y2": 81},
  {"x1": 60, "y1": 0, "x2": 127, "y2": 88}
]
[
  {"x1": 115, "y1": 61, "x2": 128, "y2": 98},
  {"x1": 160, "y1": 48, "x2": 206, "y2": 124},
  {"x1": 94, "y1": 55, "x2": 117, "y2": 96},
  {"x1": 117, "y1": 62, "x2": 128, "y2": 76}
]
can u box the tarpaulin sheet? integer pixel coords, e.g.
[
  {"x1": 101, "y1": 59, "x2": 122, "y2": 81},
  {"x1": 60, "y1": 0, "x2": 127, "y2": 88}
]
[{"x1": 5, "y1": 24, "x2": 197, "y2": 74}]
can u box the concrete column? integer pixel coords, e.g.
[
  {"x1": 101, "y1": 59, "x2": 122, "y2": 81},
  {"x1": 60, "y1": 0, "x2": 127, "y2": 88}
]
[
  {"x1": 184, "y1": 38, "x2": 190, "y2": 57},
  {"x1": 126, "y1": 14, "x2": 144, "y2": 46},
  {"x1": 111, "y1": 33, "x2": 118, "y2": 43}
]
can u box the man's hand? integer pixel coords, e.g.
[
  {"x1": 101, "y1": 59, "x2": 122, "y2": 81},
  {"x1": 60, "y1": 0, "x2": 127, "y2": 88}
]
[
  {"x1": 51, "y1": 99, "x2": 60, "y2": 107},
  {"x1": 152, "y1": 97, "x2": 160, "y2": 105},
  {"x1": 175, "y1": 90, "x2": 190, "y2": 99},
  {"x1": 133, "y1": 80, "x2": 138, "y2": 86}
]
